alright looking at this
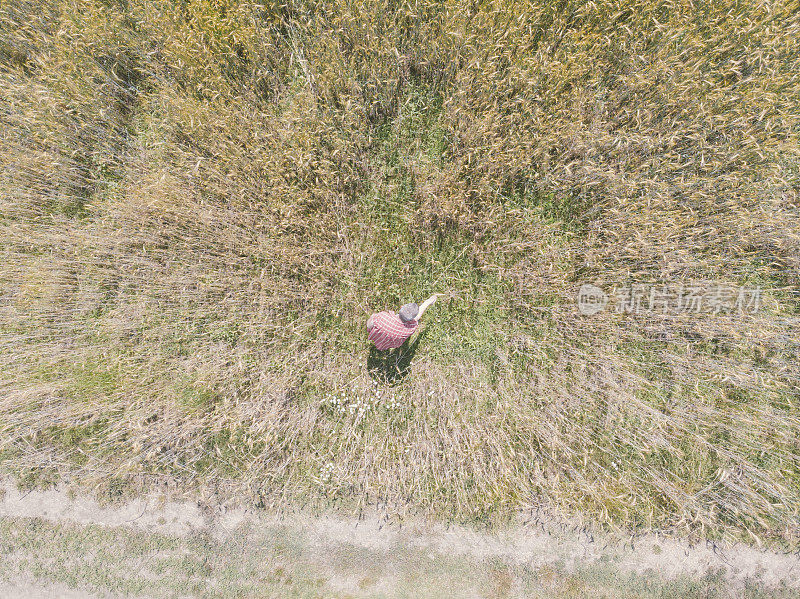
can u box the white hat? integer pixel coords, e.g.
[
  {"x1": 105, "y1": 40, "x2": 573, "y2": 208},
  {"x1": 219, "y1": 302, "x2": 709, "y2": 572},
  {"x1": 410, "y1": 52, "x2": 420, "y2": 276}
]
[{"x1": 398, "y1": 303, "x2": 419, "y2": 322}]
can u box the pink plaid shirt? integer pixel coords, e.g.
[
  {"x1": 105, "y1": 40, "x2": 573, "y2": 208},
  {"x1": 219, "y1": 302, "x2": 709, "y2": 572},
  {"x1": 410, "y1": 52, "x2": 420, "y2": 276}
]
[{"x1": 367, "y1": 311, "x2": 418, "y2": 350}]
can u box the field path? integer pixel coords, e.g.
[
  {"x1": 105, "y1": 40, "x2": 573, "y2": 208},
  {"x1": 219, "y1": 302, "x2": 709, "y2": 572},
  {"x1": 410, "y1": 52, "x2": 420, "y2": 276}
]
[{"x1": 0, "y1": 478, "x2": 798, "y2": 597}]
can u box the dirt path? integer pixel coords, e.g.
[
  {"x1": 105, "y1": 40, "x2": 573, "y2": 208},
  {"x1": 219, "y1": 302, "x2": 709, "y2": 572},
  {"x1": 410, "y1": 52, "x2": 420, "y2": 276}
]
[
  {"x1": 0, "y1": 478, "x2": 798, "y2": 598},
  {"x1": 0, "y1": 580, "x2": 107, "y2": 599}
]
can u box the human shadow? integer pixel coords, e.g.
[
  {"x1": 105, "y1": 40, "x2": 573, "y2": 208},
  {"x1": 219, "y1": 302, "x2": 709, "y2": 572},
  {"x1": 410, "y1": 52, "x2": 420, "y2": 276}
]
[{"x1": 367, "y1": 328, "x2": 427, "y2": 386}]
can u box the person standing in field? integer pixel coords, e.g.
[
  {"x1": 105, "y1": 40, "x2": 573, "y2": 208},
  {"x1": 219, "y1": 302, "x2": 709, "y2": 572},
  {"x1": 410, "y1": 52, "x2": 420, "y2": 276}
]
[{"x1": 367, "y1": 294, "x2": 440, "y2": 350}]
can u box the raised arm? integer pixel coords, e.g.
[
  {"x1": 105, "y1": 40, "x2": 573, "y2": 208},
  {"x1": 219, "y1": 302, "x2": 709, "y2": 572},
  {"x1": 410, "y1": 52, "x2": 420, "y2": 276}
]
[{"x1": 415, "y1": 294, "x2": 441, "y2": 321}]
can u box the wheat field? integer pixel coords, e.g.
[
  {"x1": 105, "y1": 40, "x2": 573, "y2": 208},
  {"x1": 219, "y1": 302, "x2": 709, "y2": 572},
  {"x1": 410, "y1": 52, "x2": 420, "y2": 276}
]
[{"x1": 1, "y1": 0, "x2": 799, "y2": 548}]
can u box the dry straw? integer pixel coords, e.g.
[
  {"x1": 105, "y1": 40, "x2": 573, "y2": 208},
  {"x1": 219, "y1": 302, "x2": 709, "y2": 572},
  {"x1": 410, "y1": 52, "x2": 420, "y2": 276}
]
[{"x1": 1, "y1": 0, "x2": 799, "y2": 547}]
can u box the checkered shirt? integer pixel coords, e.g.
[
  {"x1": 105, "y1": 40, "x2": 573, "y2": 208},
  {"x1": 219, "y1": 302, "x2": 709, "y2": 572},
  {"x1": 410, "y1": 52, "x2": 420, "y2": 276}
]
[{"x1": 367, "y1": 311, "x2": 418, "y2": 350}]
